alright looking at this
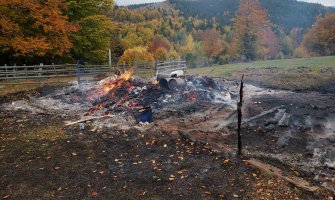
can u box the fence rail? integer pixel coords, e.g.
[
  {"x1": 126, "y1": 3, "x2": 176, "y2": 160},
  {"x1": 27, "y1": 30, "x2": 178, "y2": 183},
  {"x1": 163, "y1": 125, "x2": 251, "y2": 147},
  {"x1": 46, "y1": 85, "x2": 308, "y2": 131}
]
[{"x1": 0, "y1": 60, "x2": 187, "y2": 81}]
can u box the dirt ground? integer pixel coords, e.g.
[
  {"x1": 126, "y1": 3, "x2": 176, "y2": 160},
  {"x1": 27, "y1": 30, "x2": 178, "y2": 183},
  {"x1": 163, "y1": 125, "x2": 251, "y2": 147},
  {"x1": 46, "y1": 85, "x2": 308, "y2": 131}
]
[{"x1": 0, "y1": 82, "x2": 334, "y2": 199}]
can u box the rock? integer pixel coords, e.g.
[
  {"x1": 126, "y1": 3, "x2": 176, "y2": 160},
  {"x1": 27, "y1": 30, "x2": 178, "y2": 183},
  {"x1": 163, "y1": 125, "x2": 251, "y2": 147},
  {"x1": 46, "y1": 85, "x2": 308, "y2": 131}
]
[
  {"x1": 278, "y1": 113, "x2": 290, "y2": 127},
  {"x1": 324, "y1": 160, "x2": 335, "y2": 169}
]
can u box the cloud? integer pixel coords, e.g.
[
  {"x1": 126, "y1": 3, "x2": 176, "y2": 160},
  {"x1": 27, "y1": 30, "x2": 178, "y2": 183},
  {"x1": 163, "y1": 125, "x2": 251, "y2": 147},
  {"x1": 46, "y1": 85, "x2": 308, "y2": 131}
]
[
  {"x1": 298, "y1": 0, "x2": 335, "y2": 6},
  {"x1": 115, "y1": 0, "x2": 335, "y2": 7},
  {"x1": 115, "y1": 0, "x2": 164, "y2": 6}
]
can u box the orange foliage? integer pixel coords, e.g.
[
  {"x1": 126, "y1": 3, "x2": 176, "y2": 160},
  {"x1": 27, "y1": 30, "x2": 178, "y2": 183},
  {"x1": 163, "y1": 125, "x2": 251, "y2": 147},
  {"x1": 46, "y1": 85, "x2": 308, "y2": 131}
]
[
  {"x1": 0, "y1": 0, "x2": 78, "y2": 57},
  {"x1": 201, "y1": 29, "x2": 225, "y2": 61},
  {"x1": 231, "y1": 0, "x2": 279, "y2": 60},
  {"x1": 303, "y1": 13, "x2": 335, "y2": 56},
  {"x1": 118, "y1": 46, "x2": 154, "y2": 65}
]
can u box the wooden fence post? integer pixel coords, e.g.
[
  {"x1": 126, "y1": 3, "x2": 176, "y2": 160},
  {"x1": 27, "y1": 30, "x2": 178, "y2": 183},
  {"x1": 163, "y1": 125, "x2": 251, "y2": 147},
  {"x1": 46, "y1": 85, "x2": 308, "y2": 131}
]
[
  {"x1": 154, "y1": 60, "x2": 158, "y2": 77},
  {"x1": 13, "y1": 64, "x2": 16, "y2": 77},
  {"x1": 39, "y1": 63, "x2": 43, "y2": 77},
  {"x1": 76, "y1": 60, "x2": 81, "y2": 85},
  {"x1": 5, "y1": 64, "x2": 8, "y2": 78},
  {"x1": 24, "y1": 64, "x2": 27, "y2": 77}
]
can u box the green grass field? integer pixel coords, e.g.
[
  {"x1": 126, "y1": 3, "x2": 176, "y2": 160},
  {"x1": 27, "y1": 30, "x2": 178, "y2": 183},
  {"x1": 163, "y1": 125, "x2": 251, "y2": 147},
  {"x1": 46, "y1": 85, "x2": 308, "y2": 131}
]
[
  {"x1": 187, "y1": 56, "x2": 335, "y2": 92},
  {"x1": 187, "y1": 56, "x2": 335, "y2": 77}
]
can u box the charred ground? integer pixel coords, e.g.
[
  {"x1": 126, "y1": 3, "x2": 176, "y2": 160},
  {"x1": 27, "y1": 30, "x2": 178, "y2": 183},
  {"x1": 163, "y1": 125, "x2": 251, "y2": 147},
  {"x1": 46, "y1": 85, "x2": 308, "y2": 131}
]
[{"x1": 1, "y1": 73, "x2": 334, "y2": 199}]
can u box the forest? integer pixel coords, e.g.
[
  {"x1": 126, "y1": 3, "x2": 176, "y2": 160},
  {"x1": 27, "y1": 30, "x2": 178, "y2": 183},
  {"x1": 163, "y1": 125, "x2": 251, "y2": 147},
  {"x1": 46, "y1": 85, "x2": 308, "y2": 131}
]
[{"x1": 0, "y1": 0, "x2": 335, "y2": 66}]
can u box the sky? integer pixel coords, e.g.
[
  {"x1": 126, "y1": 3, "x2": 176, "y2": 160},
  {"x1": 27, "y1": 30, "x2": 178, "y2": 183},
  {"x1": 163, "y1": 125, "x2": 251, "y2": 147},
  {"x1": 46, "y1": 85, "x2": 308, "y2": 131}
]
[{"x1": 115, "y1": 0, "x2": 335, "y2": 7}]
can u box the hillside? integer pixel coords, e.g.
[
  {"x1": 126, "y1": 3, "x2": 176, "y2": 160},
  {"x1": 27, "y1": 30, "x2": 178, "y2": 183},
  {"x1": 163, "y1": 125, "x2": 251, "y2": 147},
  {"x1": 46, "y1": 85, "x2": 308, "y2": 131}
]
[{"x1": 131, "y1": 0, "x2": 335, "y2": 32}]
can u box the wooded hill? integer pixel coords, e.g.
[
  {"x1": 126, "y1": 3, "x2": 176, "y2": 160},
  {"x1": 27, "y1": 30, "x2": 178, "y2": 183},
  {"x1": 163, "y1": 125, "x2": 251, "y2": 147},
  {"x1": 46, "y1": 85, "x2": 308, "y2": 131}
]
[
  {"x1": 1, "y1": 0, "x2": 334, "y2": 66},
  {"x1": 131, "y1": 0, "x2": 335, "y2": 33}
]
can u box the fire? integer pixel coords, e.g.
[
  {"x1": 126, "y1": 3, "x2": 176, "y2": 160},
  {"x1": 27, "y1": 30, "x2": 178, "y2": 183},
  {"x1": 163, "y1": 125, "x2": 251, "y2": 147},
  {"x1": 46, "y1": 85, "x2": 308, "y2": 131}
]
[
  {"x1": 102, "y1": 69, "x2": 134, "y2": 95},
  {"x1": 85, "y1": 69, "x2": 138, "y2": 116}
]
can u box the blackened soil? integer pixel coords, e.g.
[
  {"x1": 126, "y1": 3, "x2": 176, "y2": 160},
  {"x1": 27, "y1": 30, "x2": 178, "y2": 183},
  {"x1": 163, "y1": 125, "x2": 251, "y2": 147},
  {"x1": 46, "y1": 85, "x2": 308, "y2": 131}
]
[{"x1": 0, "y1": 109, "x2": 329, "y2": 199}]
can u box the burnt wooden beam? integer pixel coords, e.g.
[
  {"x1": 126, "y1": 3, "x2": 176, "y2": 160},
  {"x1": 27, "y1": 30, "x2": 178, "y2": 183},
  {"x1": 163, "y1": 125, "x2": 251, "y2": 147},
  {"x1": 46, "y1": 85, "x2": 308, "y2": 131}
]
[{"x1": 237, "y1": 75, "x2": 244, "y2": 156}]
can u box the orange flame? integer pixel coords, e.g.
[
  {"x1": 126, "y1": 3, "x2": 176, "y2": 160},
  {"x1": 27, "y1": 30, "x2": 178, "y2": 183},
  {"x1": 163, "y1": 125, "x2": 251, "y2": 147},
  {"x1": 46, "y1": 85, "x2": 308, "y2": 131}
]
[
  {"x1": 85, "y1": 69, "x2": 137, "y2": 116},
  {"x1": 101, "y1": 69, "x2": 134, "y2": 95}
]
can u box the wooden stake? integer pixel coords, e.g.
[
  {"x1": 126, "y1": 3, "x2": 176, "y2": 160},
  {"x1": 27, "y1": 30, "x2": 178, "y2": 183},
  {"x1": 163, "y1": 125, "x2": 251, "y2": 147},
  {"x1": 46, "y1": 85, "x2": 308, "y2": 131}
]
[{"x1": 237, "y1": 75, "x2": 244, "y2": 156}]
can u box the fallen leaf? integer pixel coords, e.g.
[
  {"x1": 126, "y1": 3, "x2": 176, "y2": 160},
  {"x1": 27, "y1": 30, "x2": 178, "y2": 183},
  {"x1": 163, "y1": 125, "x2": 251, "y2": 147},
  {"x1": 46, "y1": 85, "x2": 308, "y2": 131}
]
[
  {"x1": 3, "y1": 195, "x2": 10, "y2": 199},
  {"x1": 91, "y1": 192, "x2": 98, "y2": 197},
  {"x1": 72, "y1": 153, "x2": 77, "y2": 156}
]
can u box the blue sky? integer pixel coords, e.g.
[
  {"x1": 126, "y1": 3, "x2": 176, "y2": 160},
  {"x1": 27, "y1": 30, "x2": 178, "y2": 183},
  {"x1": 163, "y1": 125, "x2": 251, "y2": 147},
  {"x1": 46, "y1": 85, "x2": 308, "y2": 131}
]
[{"x1": 115, "y1": 0, "x2": 335, "y2": 7}]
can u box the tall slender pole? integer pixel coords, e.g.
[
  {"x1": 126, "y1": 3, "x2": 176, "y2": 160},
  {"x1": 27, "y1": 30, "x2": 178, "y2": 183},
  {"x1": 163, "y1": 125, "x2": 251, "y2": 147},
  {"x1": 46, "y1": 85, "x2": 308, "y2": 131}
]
[
  {"x1": 76, "y1": 60, "x2": 81, "y2": 86},
  {"x1": 108, "y1": 49, "x2": 112, "y2": 68},
  {"x1": 237, "y1": 74, "x2": 244, "y2": 156}
]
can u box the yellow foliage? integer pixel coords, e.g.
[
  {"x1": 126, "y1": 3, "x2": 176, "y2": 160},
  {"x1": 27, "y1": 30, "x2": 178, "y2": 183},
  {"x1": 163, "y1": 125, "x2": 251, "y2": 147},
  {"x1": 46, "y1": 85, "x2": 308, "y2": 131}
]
[{"x1": 118, "y1": 46, "x2": 154, "y2": 64}]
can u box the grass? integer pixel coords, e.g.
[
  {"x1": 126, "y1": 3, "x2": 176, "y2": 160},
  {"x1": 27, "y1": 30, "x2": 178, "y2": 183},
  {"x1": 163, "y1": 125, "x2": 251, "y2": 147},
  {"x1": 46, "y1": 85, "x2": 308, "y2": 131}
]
[
  {"x1": 187, "y1": 56, "x2": 335, "y2": 77},
  {"x1": 186, "y1": 56, "x2": 335, "y2": 91}
]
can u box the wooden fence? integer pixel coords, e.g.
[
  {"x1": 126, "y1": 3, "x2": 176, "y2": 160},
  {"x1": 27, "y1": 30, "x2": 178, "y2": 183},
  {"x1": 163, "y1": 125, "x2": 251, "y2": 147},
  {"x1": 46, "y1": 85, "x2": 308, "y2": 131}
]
[
  {"x1": 0, "y1": 60, "x2": 187, "y2": 81},
  {"x1": 155, "y1": 60, "x2": 187, "y2": 74}
]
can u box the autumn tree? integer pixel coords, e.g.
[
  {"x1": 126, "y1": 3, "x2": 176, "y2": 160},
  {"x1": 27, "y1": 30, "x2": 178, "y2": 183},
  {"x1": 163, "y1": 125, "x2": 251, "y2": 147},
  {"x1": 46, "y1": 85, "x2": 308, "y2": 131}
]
[
  {"x1": 66, "y1": 0, "x2": 114, "y2": 21},
  {"x1": 147, "y1": 36, "x2": 172, "y2": 61},
  {"x1": 0, "y1": 0, "x2": 77, "y2": 64},
  {"x1": 257, "y1": 27, "x2": 280, "y2": 59},
  {"x1": 118, "y1": 46, "x2": 154, "y2": 65},
  {"x1": 72, "y1": 15, "x2": 115, "y2": 64},
  {"x1": 180, "y1": 34, "x2": 195, "y2": 55},
  {"x1": 280, "y1": 35, "x2": 294, "y2": 57},
  {"x1": 231, "y1": 0, "x2": 279, "y2": 60},
  {"x1": 303, "y1": 13, "x2": 335, "y2": 56},
  {"x1": 110, "y1": 33, "x2": 124, "y2": 63},
  {"x1": 200, "y1": 29, "x2": 224, "y2": 63},
  {"x1": 121, "y1": 33, "x2": 145, "y2": 50},
  {"x1": 290, "y1": 27, "x2": 304, "y2": 48}
]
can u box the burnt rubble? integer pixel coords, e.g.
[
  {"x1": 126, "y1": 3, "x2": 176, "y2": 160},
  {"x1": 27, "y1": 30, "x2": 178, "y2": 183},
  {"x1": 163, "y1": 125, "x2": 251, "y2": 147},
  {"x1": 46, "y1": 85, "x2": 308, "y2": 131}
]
[
  {"x1": 1, "y1": 74, "x2": 334, "y2": 192},
  {"x1": 84, "y1": 75, "x2": 235, "y2": 118}
]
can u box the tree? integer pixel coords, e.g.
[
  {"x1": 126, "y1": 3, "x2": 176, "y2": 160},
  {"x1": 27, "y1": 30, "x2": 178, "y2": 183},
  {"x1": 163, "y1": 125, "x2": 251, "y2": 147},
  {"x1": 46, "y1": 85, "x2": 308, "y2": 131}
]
[
  {"x1": 200, "y1": 29, "x2": 224, "y2": 63},
  {"x1": 180, "y1": 34, "x2": 195, "y2": 55},
  {"x1": 257, "y1": 27, "x2": 280, "y2": 59},
  {"x1": 303, "y1": 13, "x2": 335, "y2": 56},
  {"x1": 280, "y1": 35, "x2": 294, "y2": 56},
  {"x1": 231, "y1": 0, "x2": 278, "y2": 60},
  {"x1": 72, "y1": 15, "x2": 115, "y2": 64},
  {"x1": 118, "y1": 46, "x2": 154, "y2": 65},
  {"x1": 148, "y1": 36, "x2": 171, "y2": 60},
  {"x1": 121, "y1": 33, "x2": 144, "y2": 50},
  {"x1": 66, "y1": 0, "x2": 114, "y2": 21},
  {"x1": 289, "y1": 27, "x2": 303, "y2": 48},
  {"x1": 0, "y1": 0, "x2": 78, "y2": 64},
  {"x1": 110, "y1": 33, "x2": 124, "y2": 63}
]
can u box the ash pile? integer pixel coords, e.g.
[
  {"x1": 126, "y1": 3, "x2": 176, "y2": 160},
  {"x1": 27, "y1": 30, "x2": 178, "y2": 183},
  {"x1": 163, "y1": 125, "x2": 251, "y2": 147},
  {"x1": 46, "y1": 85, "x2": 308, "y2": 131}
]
[
  {"x1": 2, "y1": 69, "x2": 238, "y2": 130},
  {"x1": 81, "y1": 70, "x2": 237, "y2": 129}
]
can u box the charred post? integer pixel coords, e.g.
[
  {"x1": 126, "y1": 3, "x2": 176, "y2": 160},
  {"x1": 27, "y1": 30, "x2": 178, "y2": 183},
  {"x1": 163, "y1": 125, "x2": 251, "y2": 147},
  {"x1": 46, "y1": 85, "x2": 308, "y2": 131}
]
[{"x1": 237, "y1": 75, "x2": 244, "y2": 156}]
